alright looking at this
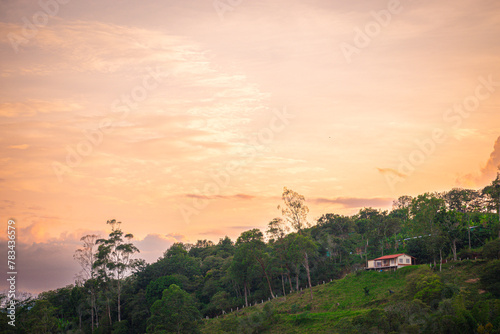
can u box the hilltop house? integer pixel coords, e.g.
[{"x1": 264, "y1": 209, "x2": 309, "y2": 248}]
[{"x1": 366, "y1": 253, "x2": 415, "y2": 270}]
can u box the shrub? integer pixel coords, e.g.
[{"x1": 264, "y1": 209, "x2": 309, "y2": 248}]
[
  {"x1": 352, "y1": 309, "x2": 389, "y2": 333},
  {"x1": 406, "y1": 268, "x2": 444, "y2": 307},
  {"x1": 483, "y1": 239, "x2": 500, "y2": 260},
  {"x1": 480, "y1": 260, "x2": 500, "y2": 298}
]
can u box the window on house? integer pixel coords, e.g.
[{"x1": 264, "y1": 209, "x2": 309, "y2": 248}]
[
  {"x1": 406, "y1": 259, "x2": 410, "y2": 263},
  {"x1": 399, "y1": 258, "x2": 403, "y2": 263}
]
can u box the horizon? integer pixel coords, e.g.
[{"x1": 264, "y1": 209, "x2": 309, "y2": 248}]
[{"x1": 1, "y1": 0, "x2": 500, "y2": 294}]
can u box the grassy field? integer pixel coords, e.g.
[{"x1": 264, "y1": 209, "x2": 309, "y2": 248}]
[{"x1": 201, "y1": 261, "x2": 491, "y2": 333}]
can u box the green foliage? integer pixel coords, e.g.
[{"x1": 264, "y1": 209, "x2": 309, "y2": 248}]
[
  {"x1": 238, "y1": 303, "x2": 276, "y2": 333},
  {"x1": 293, "y1": 311, "x2": 313, "y2": 325},
  {"x1": 113, "y1": 320, "x2": 129, "y2": 334},
  {"x1": 290, "y1": 303, "x2": 301, "y2": 314},
  {"x1": 480, "y1": 260, "x2": 500, "y2": 297},
  {"x1": 25, "y1": 299, "x2": 59, "y2": 334},
  {"x1": 483, "y1": 239, "x2": 500, "y2": 260},
  {"x1": 352, "y1": 309, "x2": 390, "y2": 333},
  {"x1": 147, "y1": 284, "x2": 201, "y2": 333},
  {"x1": 406, "y1": 267, "x2": 444, "y2": 307},
  {"x1": 29, "y1": 177, "x2": 500, "y2": 333},
  {"x1": 145, "y1": 274, "x2": 186, "y2": 307},
  {"x1": 210, "y1": 291, "x2": 231, "y2": 312}
]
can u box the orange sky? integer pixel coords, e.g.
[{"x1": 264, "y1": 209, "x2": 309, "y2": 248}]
[{"x1": 1, "y1": 0, "x2": 500, "y2": 293}]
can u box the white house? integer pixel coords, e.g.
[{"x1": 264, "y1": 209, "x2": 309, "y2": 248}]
[{"x1": 366, "y1": 253, "x2": 415, "y2": 270}]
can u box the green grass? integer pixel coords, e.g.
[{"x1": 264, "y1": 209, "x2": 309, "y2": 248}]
[{"x1": 201, "y1": 262, "x2": 487, "y2": 333}]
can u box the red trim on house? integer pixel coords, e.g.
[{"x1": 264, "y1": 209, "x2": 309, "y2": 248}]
[{"x1": 373, "y1": 253, "x2": 415, "y2": 261}]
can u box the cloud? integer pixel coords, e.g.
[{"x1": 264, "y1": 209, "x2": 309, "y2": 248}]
[
  {"x1": 197, "y1": 225, "x2": 256, "y2": 237},
  {"x1": 0, "y1": 230, "x2": 177, "y2": 294},
  {"x1": 310, "y1": 196, "x2": 394, "y2": 209},
  {"x1": 185, "y1": 193, "x2": 256, "y2": 200},
  {"x1": 457, "y1": 136, "x2": 500, "y2": 187},
  {"x1": 376, "y1": 168, "x2": 406, "y2": 178},
  {"x1": 132, "y1": 233, "x2": 186, "y2": 263},
  {"x1": 0, "y1": 99, "x2": 84, "y2": 118},
  {"x1": 0, "y1": 234, "x2": 83, "y2": 294},
  {"x1": 8, "y1": 144, "x2": 29, "y2": 149}
]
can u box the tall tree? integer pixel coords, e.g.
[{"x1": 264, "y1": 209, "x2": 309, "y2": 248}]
[
  {"x1": 236, "y1": 229, "x2": 276, "y2": 299},
  {"x1": 94, "y1": 219, "x2": 140, "y2": 323},
  {"x1": 392, "y1": 195, "x2": 413, "y2": 234},
  {"x1": 316, "y1": 214, "x2": 353, "y2": 263},
  {"x1": 436, "y1": 210, "x2": 466, "y2": 261},
  {"x1": 410, "y1": 193, "x2": 445, "y2": 265},
  {"x1": 287, "y1": 233, "x2": 317, "y2": 300},
  {"x1": 483, "y1": 172, "x2": 500, "y2": 237},
  {"x1": 228, "y1": 244, "x2": 255, "y2": 307},
  {"x1": 267, "y1": 217, "x2": 293, "y2": 295},
  {"x1": 279, "y1": 188, "x2": 315, "y2": 298},
  {"x1": 74, "y1": 234, "x2": 99, "y2": 332},
  {"x1": 267, "y1": 217, "x2": 289, "y2": 242},
  {"x1": 279, "y1": 187, "x2": 310, "y2": 232}
]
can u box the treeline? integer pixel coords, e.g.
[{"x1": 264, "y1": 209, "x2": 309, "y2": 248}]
[{"x1": 1, "y1": 174, "x2": 499, "y2": 333}]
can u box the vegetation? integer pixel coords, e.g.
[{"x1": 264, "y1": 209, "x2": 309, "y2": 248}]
[{"x1": 3, "y1": 174, "x2": 500, "y2": 333}]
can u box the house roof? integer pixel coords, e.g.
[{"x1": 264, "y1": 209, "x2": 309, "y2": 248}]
[{"x1": 373, "y1": 253, "x2": 415, "y2": 261}]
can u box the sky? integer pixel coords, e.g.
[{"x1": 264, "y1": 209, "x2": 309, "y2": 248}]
[{"x1": 1, "y1": 0, "x2": 500, "y2": 294}]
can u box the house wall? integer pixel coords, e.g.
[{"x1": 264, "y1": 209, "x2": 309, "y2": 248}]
[
  {"x1": 367, "y1": 254, "x2": 415, "y2": 269},
  {"x1": 396, "y1": 254, "x2": 413, "y2": 266}
]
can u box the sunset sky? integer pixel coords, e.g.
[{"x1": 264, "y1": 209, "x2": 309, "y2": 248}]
[{"x1": 1, "y1": 0, "x2": 500, "y2": 293}]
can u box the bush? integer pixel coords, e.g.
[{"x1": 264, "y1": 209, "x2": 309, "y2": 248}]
[
  {"x1": 113, "y1": 320, "x2": 129, "y2": 334},
  {"x1": 406, "y1": 267, "x2": 444, "y2": 307},
  {"x1": 480, "y1": 260, "x2": 500, "y2": 298},
  {"x1": 352, "y1": 309, "x2": 390, "y2": 333},
  {"x1": 483, "y1": 239, "x2": 500, "y2": 260},
  {"x1": 237, "y1": 303, "x2": 276, "y2": 333}
]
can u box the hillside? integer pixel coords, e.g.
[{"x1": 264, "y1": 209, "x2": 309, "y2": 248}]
[
  {"x1": 202, "y1": 260, "x2": 500, "y2": 333},
  {"x1": 3, "y1": 183, "x2": 499, "y2": 334}
]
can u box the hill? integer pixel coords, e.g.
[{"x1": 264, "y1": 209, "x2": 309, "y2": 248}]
[{"x1": 202, "y1": 260, "x2": 500, "y2": 333}]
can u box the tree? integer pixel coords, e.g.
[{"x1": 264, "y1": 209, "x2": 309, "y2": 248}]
[
  {"x1": 236, "y1": 229, "x2": 276, "y2": 299},
  {"x1": 480, "y1": 260, "x2": 500, "y2": 298},
  {"x1": 435, "y1": 210, "x2": 467, "y2": 261},
  {"x1": 74, "y1": 234, "x2": 99, "y2": 332},
  {"x1": 410, "y1": 193, "x2": 445, "y2": 265},
  {"x1": 286, "y1": 233, "x2": 317, "y2": 300},
  {"x1": 266, "y1": 217, "x2": 289, "y2": 242},
  {"x1": 315, "y1": 214, "x2": 354, "y2": 263},
  {"x1": 279, "y1": 188, "x2": 315, "y2": 298},
  {"x1": 94, "y1": 219, "x2": 140, "y2": 323},
  {"x1": 279, "y1": 187, "x2": 310, "y2": 232},
  {"x1": 483, "y1": 172, "x2": 500, "y2": 237},
  {"x1": 147, "y1": 284, "x2": 201, "y2": 333},
  {"x1": 145, "y1": 275, "x2": 186, "y2": 307},
  {"x1": 267, "y1": 218, "x2": 294, "y2": 295},
  {"x1": 228, "y1": 252, "x2": 252, "y2": 307},
  {"x1": 443, "y1": 188, "x2": 480, "y2": 212},
  {"x1": 483, "y1": 239, "x2": 500, "y2": 260},
  {"x1": 22, "y1": 299, "x2": 58, "y2": 334},
  {"x1": 215, "y1": 236, "x2": 234, "y2": 258}
]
